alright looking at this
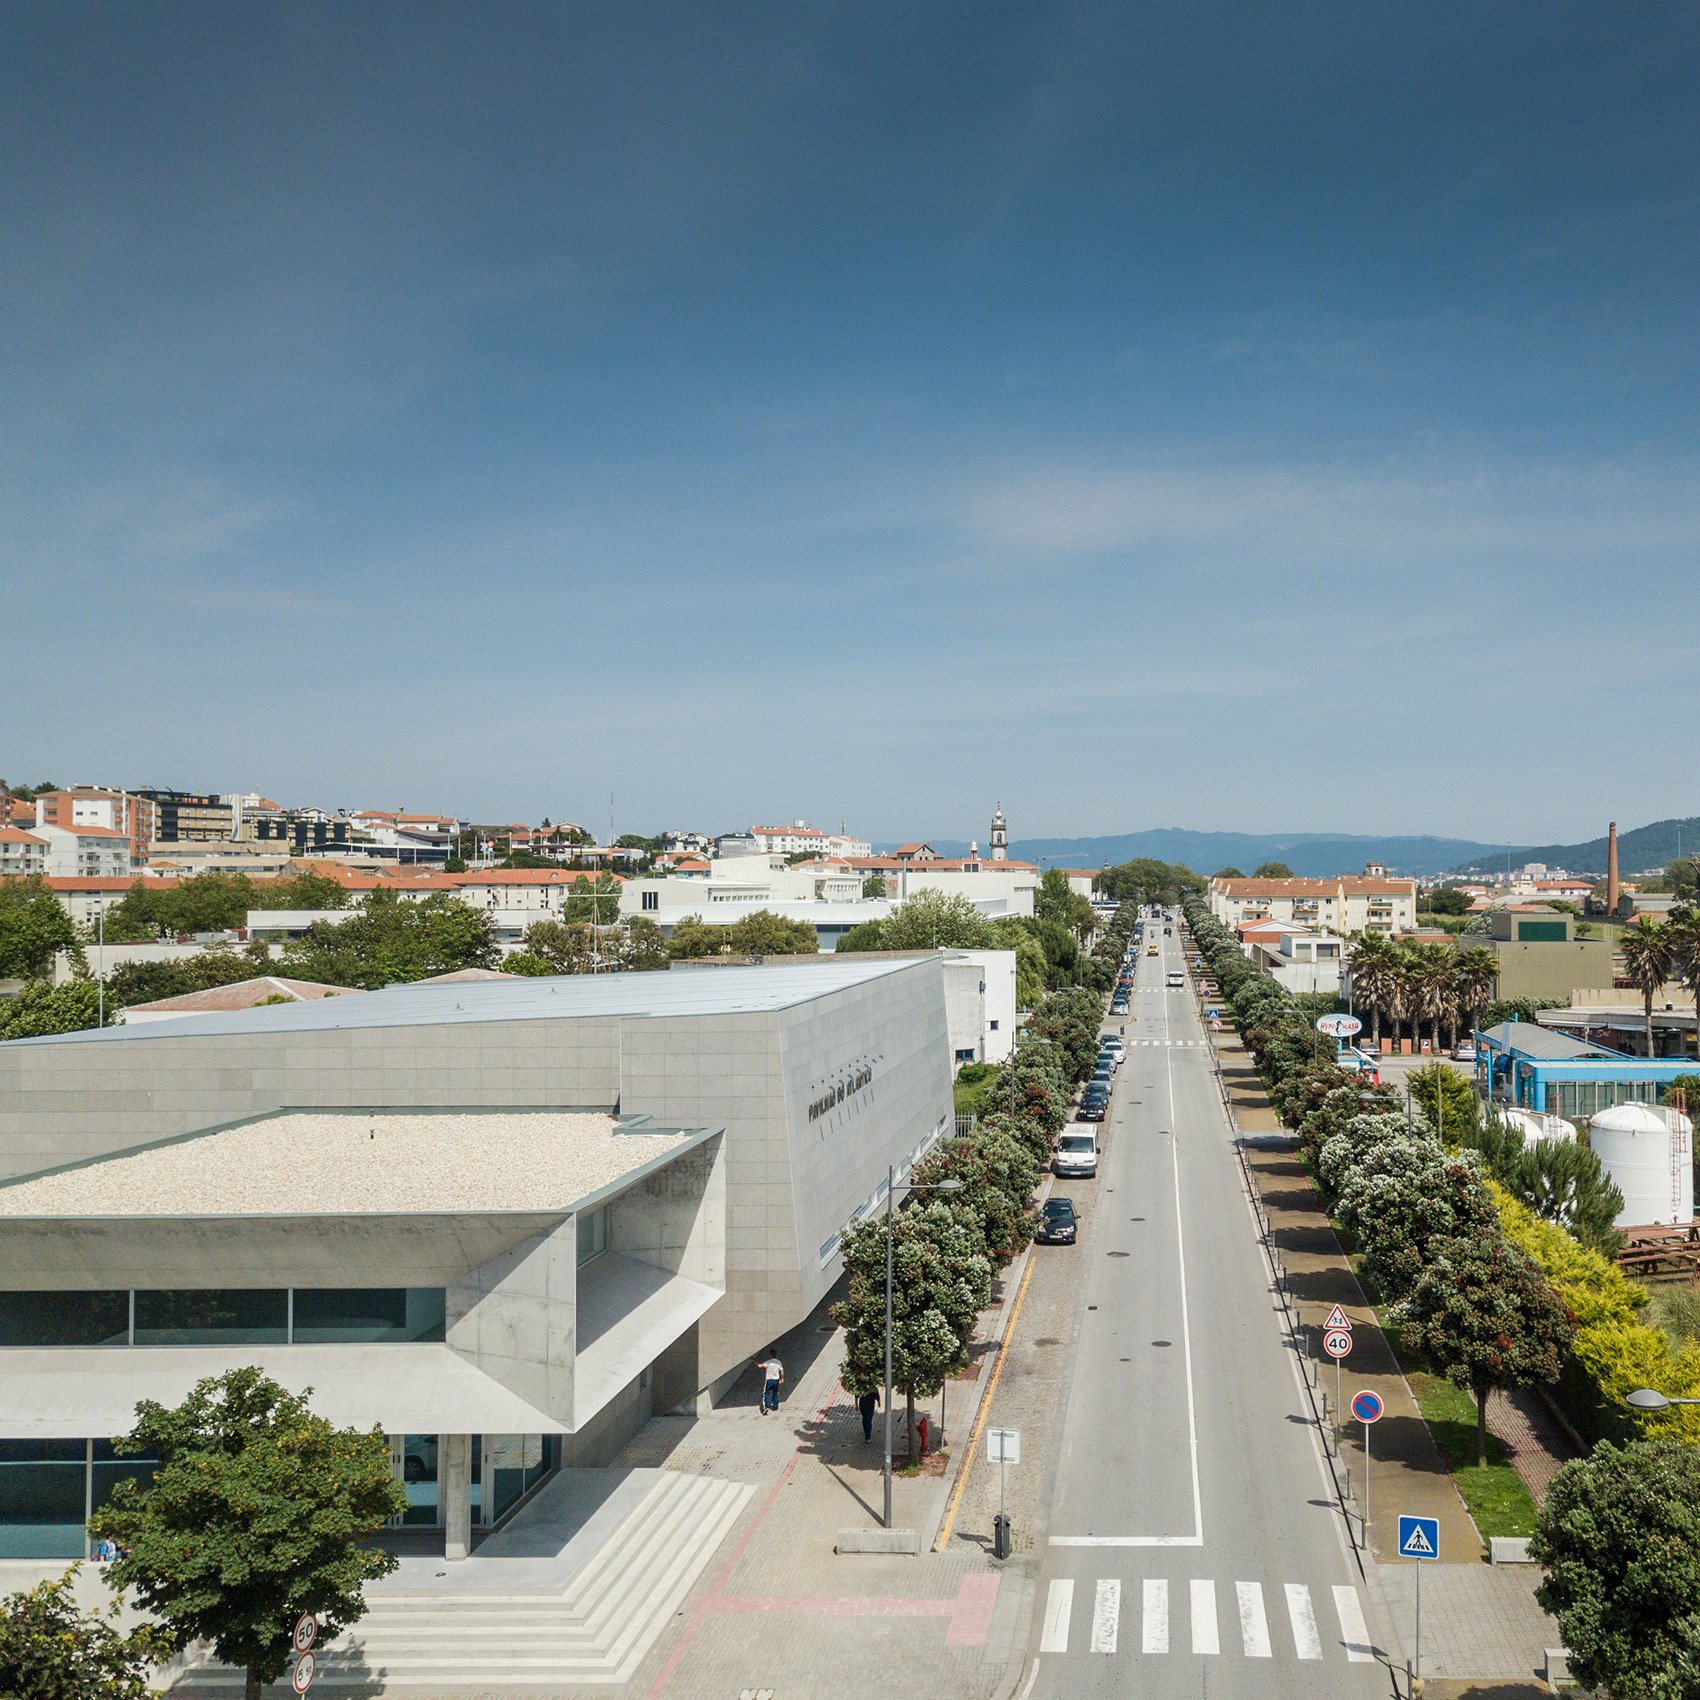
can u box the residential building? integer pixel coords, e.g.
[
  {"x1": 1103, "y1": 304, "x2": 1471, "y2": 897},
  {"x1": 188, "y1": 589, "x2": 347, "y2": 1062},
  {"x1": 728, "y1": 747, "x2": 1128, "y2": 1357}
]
[
  {"x1": 32, "y1": 789, "x2": 154, "y2": 862},
  {"x1": 658, "y1": 830, "x2": 712, "y2": 854},
  {"x1": 0, "y1": 832, "x2": 47, "y2": 878},
  {"x1": 1245, "y1": 928, "x2": 1345, "y2": 995},
  {"x1": 142, "y1": 843, "x2": 299, "y2": 878},
  {"x1": 31, "y1": 825, "x2": 135, "y2": 880},
  {"x1": 0, "y1": 958, "x2": 953, "y2": 1557},
  {"x1": 746, "y1": 822, "x2": 872, "y2": 859},
  {"x1": 1208, "y1": 874, "x2": 1417, "y2": 935},
  {"x1": 133, "y1": 790, "x2": 236, "y2": 843}
]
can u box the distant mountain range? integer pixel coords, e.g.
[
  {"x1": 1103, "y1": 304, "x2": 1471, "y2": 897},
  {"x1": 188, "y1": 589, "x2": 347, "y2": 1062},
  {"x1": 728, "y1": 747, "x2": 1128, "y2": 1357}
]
[
  {"x1": 876, "y1": 830, "x2": 1512, "y2": 878},
  {"x1": 1447, "y1": 816, "x2": 1700, "y2": 877}
]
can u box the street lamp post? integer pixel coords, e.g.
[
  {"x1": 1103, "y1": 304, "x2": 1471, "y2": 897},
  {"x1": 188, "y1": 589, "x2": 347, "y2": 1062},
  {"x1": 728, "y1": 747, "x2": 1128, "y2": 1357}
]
[
  {"x1": 1626, "y1": 1389, "x2": 1700, "y2": 1412},
  {"x1": 883, "y1": 1166, "x2": 962, "y2": 1529}
]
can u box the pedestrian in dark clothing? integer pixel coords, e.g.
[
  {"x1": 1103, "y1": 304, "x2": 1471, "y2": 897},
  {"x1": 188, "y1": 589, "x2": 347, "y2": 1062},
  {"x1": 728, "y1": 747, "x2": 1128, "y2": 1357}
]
[{"x1": 859, "y1": 1389, "x2": 879, "y2": 1442}]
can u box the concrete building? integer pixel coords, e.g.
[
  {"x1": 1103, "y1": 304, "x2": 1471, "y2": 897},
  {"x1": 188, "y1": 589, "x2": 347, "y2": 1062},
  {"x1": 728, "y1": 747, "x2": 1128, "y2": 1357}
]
[
  {"x1": 31, "y1": 789, "x2": 154, "y2": 862},
  {"x1": 1208, "y1": 875, "x2": 1418, "y2": 935},
  {"x1": 1474, "y1": 1019, "x2": 1700, "y2": 1121},
  {"x1": 0, "y1": 959, "x2": 952, "y2": 1559},
  {"x1": 0, "y1": 831, "x2": 47, "y2": 878},
  {"x1": 31, "y1": 824, "x2": 135, "y2": 879},
  {"x1": 1246, "y1": 929, "x2": 1345, "y2": 995},
  {"x1": 1474, "y1": 906, "x2": 1615, "y2": 1004}
]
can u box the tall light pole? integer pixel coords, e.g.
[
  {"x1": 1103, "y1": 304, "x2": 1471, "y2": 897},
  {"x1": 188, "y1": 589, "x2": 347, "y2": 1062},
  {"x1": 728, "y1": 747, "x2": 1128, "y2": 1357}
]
[{"x1": 883, "y1": 1167, "x2": 962, "y2": 1528}]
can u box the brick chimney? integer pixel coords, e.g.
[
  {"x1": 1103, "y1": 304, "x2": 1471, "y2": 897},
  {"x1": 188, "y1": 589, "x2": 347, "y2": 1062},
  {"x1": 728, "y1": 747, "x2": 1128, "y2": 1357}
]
[{"x1": 1607, "y1": 821, "x2": 1619, "y2": 916}]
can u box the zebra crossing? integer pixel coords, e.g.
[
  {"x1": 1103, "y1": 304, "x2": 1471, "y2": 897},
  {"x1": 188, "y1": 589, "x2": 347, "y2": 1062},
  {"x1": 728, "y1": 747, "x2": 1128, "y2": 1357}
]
[
  {"x1": 1117, "y1": 1038, "x2": 1207, "y2": 1047},
  {"x1": 1039, "y1": 1575, "x2": 1378, "y2": 1664}
]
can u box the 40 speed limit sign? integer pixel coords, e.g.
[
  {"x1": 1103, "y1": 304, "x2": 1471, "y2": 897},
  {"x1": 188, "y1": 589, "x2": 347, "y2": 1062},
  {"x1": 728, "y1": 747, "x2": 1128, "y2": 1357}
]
[{"x1": 1323, "y1": 1328, "x2": 1353, "y2": 1359}]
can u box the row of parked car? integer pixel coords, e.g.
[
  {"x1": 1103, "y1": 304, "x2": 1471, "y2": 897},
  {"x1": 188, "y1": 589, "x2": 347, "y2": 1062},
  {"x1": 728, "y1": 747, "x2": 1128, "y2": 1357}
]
[{"x1": 1037, "y1": 932, "x2": 1145, "y2": 1244}]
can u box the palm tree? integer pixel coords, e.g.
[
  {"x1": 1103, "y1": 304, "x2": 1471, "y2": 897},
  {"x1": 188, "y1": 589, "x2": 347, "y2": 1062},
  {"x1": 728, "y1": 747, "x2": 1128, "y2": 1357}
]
[
  {"x1": 1619, "y1": 917, "x2": 1675, "y2": 1058},
  {"x1": 1454, "y1": 945, "x2": 1498, "y2": 1042},
  {"x1": 1668, "y1": 909, "x2": 1700, "y2": 1062},
  {"x1": 1408, "y1": 942, "x2": 1457, "y2": 1055},
  {"x1": 1347, "y1": 933, "x2": 1395, "y2": 1047}
]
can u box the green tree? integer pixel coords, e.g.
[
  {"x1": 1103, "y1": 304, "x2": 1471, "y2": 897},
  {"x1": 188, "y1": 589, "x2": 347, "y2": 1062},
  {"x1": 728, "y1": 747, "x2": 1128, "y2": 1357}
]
[
  {"x1": 1334, "y1": 1140, "x2": 1499, "y2": 1299},
  {"x1": 1620, "y1": 918, "x2": 1676, "y2": 1058},
  {"x1": 880, "y1": 890, "x2": 992, "y2": 950},
  {"x1": 562, "y1": 874, "x2": 623, "y2": 924},
  {"x1": 101, "y1": 872, "x2": 260, "y2": 939},
  {"x1": 103, "y1": 944, "x2": 270, "y2": 1011},
  {"x1": 834, "y1": 920, "x2": 887, "y2": 952},
  {"x1": 1392, "y1": 1231, "x2": 1577, "y2": 1465},
  {"x1": 614, "y1": 915, "x2": 671, "y2": 971},
  {"x1": 1423, "y1": 887, "x2": 1474, "y2": 916},
  {"x1": 1346, "y1": 932, "x2": 1398, "y2": 1049},
  {"x1": 861, "y1": 874, "x2": 887, "y2": 898},
  {"x1": 1251, "y1": 860, "x2": 1295, "y2": 878},
  {"x1": 276, "y1": 891, "x2": 500, "y2": 988},
  {"x1": 1406, "y1": 1061, "x2": 1477, "y2": 1143},
  {"x1": 1034, "y1": 868, "x2": 1076, "y2": 928},
  {"x1": 88, "y1": 1368, "x2": 406, "y2": 1700},
  {"x1": 1671, "y1": 908, "x2": 1700, "y2": 1062},
  {"x1": 665, "y1": 914, "x2": 725, "y2": 959},
  {"x1": 0, "y1": 1569, "x2": 168, "y2": 1699},
  {"x1": 1211, "y1": 866, "x2": 1244, "y2": 879},
  {"x1": 1532, "y1": 1437, "x2": 1700, "y2": 1700},
  {"x1": 911, "y1": 1129, "x2": 1040, "y2": 1268},
  {"x1": 442, "y1": 856, "x2": 468, "y2": 873},
  {"x1": 1509, "y1": 1137, "x2": 1626, "y2": 1253},
  {"x1": 0, "y1": 875, "x2": 78, "y2": 978},
  {"x1": 0, "y1": 979, "x2": 106, "y2": 1041},
  {"x1": 723, "y1": 909, "x2": 819, "y2": 955},
  {"x1": 831, "y1": 1200, "x2": 991, "y2": 1463},
  {"x1": 514, "y1": 920, "x2": 595, "y2": 973},
  {"x1": 1454, "y1": 944, "x2": 1499, "y2": 1038}
]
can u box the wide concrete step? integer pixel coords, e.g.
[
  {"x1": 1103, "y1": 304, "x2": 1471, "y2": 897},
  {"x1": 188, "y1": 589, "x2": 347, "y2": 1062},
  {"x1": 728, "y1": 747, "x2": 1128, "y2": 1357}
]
[{"x1": 171, "y1": 1473, "x2": 754, "y2": 1690}]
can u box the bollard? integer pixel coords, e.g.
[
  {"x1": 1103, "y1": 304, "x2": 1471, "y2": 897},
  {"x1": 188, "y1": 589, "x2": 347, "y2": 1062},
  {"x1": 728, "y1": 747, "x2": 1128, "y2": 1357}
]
[{"x1": 993, "y1": 1514, "x2": 1011, "y2": 1560}]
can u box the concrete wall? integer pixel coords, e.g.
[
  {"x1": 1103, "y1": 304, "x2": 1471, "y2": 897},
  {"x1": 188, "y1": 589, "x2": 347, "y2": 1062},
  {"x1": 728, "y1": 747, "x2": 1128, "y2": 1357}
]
[
  {"x1": 1483, "y1": 938, "x2": 1616, "y2": 1003},
  {"x1": 446, "y1": 1219, "x2": 577, "y2": 1425},
  {"x1": 0, "y1": 1015, "x2": 625, "y2": 1181}
]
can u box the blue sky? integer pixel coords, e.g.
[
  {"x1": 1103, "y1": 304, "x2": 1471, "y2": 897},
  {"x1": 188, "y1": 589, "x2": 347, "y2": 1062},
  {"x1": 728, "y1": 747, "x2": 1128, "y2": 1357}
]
[{"x1": 3, "y1": 2, "x2": 1696, "y2": 845}]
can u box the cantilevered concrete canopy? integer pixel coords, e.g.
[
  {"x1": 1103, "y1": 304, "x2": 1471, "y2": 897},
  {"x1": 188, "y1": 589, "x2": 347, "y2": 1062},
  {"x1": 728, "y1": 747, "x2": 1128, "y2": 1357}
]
[{"x1": 0, "y1": 1343, "x2": 564, "y2": 1438}]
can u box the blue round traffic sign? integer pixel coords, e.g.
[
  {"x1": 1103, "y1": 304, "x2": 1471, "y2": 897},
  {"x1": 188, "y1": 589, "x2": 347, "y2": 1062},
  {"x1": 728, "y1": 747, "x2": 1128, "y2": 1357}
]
[{"x1": 1351, "y1": 1390, "x2": 1384, "y2": 1424}]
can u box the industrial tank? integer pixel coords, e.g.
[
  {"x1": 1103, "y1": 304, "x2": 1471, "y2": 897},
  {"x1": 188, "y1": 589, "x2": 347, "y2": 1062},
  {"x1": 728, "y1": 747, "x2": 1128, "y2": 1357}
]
[
  {"x1": 1589, "y1": 1103, "x2": 1695, "y2": 1227},
  {"x1": 1501, "y1": 1108, "x2": 1574, "y2": 1144}
]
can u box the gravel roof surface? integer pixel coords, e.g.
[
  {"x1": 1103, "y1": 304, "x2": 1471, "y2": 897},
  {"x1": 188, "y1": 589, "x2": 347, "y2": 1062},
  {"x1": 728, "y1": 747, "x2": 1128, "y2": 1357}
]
[{"x1": 0, "y1": 1111, "x2": 692, "y2": 1217}]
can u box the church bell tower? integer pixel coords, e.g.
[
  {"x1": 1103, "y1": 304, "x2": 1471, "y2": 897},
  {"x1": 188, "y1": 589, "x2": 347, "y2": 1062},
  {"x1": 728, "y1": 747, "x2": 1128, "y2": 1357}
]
[{"x1": 990, "y1": 804, "x2": 1007, "y2": 862}]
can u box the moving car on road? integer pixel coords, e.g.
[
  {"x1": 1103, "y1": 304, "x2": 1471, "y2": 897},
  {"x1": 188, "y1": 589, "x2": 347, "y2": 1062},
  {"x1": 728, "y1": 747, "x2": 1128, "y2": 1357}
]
[
  {"x1": 1166, "y1": 971, "x2": 1185, "y2": 988},
  {"x1": 1035, "y1": 1197, "x2": 1079, "y2": 1243}
]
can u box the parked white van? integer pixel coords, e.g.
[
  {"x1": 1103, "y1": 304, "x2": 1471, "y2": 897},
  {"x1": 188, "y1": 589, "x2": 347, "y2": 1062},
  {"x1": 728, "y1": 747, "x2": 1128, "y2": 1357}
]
[{"x1": 1053, "y1": 1129, "x2": 1099, "y2": 1178}]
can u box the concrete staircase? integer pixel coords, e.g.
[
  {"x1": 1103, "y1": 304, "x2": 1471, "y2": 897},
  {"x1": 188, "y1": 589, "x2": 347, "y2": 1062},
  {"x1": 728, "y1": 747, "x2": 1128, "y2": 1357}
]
[{"x1": 173, "y1": 1472, "x2": 754, "y2": 1690}]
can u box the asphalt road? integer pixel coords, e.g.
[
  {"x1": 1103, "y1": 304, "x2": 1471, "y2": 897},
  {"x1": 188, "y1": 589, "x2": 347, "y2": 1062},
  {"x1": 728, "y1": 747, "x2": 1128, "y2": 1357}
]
[{"x1": 1021, "y1": 914, "x2": 1395, "y2": 1700}]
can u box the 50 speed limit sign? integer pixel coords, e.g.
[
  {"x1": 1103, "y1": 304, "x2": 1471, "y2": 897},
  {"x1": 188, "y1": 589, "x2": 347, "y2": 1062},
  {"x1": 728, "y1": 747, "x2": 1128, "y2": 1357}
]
[{"x1": 1323, "y1": 1327, "x2": 1353, "y2": 1359}]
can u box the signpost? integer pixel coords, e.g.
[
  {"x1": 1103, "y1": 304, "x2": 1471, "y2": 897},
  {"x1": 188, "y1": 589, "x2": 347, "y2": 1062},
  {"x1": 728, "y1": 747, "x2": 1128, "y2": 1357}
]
[
  {"x1": 988, "y1": 1428, "x2": 1019, "y2": 1560},
  {"x1": 1323, "y1": 1306, "x2": 1353, "y2": 1420},
  {"x1": 1399, "y1": 1515, "x2": 1440, "y2": 1684},
  {"x1": 290, "y1": 1614, "x2": 317, "y2": 1691},
  {"x1": 1351, "y1": 1390, "x2": 1383, "y2": 1539}
]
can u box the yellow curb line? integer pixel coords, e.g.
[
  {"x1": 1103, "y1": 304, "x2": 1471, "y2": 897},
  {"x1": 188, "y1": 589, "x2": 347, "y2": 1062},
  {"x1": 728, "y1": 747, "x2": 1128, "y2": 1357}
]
[{"x1": 935, "y1": 1246, "x2": 1039, "y2": 1550}]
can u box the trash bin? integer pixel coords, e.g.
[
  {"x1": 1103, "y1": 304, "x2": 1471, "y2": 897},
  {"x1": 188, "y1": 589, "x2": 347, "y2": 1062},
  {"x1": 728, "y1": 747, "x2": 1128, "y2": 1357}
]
[{"x1": 993, "y1": 1514, "x2": 1011, "y2": 1560}]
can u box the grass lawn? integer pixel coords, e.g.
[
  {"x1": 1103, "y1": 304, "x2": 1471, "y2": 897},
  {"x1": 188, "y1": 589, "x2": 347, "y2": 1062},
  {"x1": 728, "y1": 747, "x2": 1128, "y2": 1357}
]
[
  {"x1": 1365, "y1": 1290, "x2": 1542, "y2": 1541},
  {"x1": 1402, "y1": 1369, "x2": 1540, "y2": 1539}
]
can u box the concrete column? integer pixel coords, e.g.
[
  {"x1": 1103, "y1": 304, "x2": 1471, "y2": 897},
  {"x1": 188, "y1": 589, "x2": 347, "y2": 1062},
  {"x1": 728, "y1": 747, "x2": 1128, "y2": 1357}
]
[{"x1": 441, "y1": 1433, "x2": 472, "y2": 1561}]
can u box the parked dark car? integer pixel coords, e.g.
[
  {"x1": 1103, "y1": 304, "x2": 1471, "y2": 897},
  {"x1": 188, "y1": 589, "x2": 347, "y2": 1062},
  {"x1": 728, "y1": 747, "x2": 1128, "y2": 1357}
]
[
  {"x1": 1077, "y1": 1098, "x2": 1106, "y2": 1122},
  {"x1": 1035, "y1": 1197, "x2": 1079, "y2": 1243}
]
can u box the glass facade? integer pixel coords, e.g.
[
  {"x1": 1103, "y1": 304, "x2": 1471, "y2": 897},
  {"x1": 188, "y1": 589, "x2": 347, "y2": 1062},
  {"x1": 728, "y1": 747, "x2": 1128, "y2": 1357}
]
[
  {"x1": 0, "y1": 1291, "x2": 128, "y2": 1347},
  {"x1": 293, "y1": 1289, "x2": 445, "y2": 1343},
  {"x1": 0, "y1": 1439, "x2": 159, "y2": 1560},
  {"x1": 0, "y1": 1289, "x2": 446, "y2": 1346},
  {"x1": 577, "y1": 1208, "x2": 607, "y2": 1266},
  {"x1": 134, "y1": 1289, "x2": 288, "y2": 1346}
]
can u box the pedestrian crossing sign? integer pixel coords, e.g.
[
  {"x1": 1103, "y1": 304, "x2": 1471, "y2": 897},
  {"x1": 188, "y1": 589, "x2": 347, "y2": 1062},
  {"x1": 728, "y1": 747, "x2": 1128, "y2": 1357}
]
[{"x1": 1397, "y1": 1515, "x2": 1439, "y2": 1560}]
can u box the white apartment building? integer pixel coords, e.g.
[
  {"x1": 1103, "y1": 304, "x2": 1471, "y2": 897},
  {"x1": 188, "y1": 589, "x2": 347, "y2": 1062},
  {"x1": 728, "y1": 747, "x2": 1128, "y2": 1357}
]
[
  {"x1": 745, "y1": 822, "x2": 873, "y2": 859},
  {"x1": 31, "y1": 824, "x2": 135, "y2": 880},
  {"x1": 1208, "y1": 874, "x2": 1417, "y2": 935},
  {"x1": 0, "y1": 831, "x2": 47, "y2": 878}
]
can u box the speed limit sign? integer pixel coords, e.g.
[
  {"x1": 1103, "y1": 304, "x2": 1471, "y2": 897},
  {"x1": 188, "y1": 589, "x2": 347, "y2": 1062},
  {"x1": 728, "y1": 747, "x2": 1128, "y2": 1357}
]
[
  {"x1": 292, "y1": 1614, "x2": 317, "y2": 1654},
  {"x1": 292, "y1": 1651, "x2": 316, "y2": 1693},
  {"x1": 1323, "y1": 1328, "x2": 1353, "y2": 1359}
]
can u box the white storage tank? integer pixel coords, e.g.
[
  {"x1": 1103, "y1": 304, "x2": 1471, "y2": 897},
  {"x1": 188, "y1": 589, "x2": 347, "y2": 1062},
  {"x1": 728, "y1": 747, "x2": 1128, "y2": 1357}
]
[
  {"x1": 1589, "y1": 1102, "x2": 1695, "y2": 1227},
  {"x1": 1501, "y1": 1108, "x2": 1574, "y2": 1144}
]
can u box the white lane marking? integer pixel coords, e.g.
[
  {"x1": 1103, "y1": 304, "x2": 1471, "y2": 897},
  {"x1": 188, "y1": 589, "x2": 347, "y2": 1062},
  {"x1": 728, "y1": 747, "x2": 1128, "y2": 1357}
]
[
  {"x1": 1333, "y1": 1584, "x2": 1375, "y2": 1662},
  {"x1": 1091, "y1": 1579, "x2": 1120, "y2": 1653},
  {"x1": 1191, "y1": 1578, "x2": 1219, "y2": 1655},
  {"x1": 1286, "y1": 1583, "x2": 1324, "y2": 1659},
  {"x1": 1039, "y1": 1579, "x2": 1073, "y2": 1653},
  {"x1": 1236, "y1": 1580, "x2": 1272, "y2": 1657},
  {"x1": 1142, "y1": 1578, "x2": 1168, "y2": 1654},
  {"x1": 1050, "y1": 1007, "x2": 1203, "y2": 1549}
]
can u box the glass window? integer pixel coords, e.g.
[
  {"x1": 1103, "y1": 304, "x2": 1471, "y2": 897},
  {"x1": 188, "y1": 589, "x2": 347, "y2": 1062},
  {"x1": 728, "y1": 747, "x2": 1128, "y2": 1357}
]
[
  {"x1": 577, "y1": 1208, "x2": 607, "y2": 1266},
  {"x1": 400, "y1": 1434, "x2": 438, "y2": 1526},
  {"x1": 0, "y1": 1291, "x2": 128, "y2": 1347},
  {"x1": 292, "y1": 1289, "x2": 445, "y2": 1343},
  {"x1": 0, "y1": 1440, "x2": 86, "y2": 1560},
  {"x1": 133, "y1": 1290, "x2": 287, "y2": 1346}
]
